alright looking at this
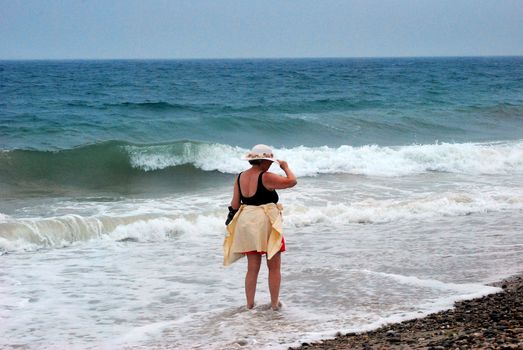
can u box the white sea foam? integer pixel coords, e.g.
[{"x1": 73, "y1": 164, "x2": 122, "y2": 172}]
[
  {"x1": 286, "y1": 188, "x2": 523, "y2": 226},
  {"x1": 0, "y1": 210, "x2": 225, "y2": 253},
  {"x1": 108, "y1": 320, "x2": 175, "y2": 348},
  {"x1": 2, "y1": 200, "x2": 522, "y2": 349},
  {"x1": 362, "y1": 270, "x2": 501, "y2": 295},
  {"x1": 125, "y1": 140, "x2": 523, "y2": 177},
  {"x1": 125, "y1": 142, "x2": 246, "y2": 173},
  {"x1": 2, "y1": 185, "x2": 521, "y2": 253},
  {"x1": 106, "y1": 214, "x2": 223, "y2": 243},
  {"x1": 0, "y1": 213, "x2": 10, "y2": 223}
]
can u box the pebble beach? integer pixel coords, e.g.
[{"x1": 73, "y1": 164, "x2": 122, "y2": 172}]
[{"x1": 292, "y1": 274, "x2": 523, "y2": 350}]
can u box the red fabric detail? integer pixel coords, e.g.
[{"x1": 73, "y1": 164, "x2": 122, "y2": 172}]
[{"x1": 242, "y1": 237, "x2": 286, "y2": 255}]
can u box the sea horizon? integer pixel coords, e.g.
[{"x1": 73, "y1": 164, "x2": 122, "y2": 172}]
[{"x1": 2, "y1": 53, "x2": 523, "y2": 62}]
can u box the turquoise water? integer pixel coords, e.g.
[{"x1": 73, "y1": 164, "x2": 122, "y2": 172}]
[
  {"x1": 2, "y1": 58, "x2": 523, "y2": 151},
  {"x1": 1, "y1": 58, "x2": 523, "y2": 349},
  {"x1": 1, "y1": 57, "x2": 523, "y2": 199}
]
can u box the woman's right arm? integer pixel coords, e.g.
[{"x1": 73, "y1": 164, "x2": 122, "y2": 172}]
[
  {"x1": 230, "y1": 176, "x2": 241, "y2": 209},
  {"x1": 264, "y1": 160, "x2": 297, "y2": 190}
]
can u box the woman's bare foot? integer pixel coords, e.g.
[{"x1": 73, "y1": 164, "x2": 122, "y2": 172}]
[
  {"x1": 271, "y1": 301, "x2": 282, "y2": 311},
  {"x1": 246, "y1": 302, "x2": 255, "y2": 309}
]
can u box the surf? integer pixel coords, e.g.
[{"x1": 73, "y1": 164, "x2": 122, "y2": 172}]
[{"x1": 1, "y1": 140, "x2": 521, "y2": 193}]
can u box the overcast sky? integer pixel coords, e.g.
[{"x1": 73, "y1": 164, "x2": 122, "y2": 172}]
[{"x1": 1, "y1": 0, "x2": 522, "y2": 59}]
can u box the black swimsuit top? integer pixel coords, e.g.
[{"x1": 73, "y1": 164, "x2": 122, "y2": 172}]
[{"x1": 238, "y1": 171, "x2": 279, "y2": 206}]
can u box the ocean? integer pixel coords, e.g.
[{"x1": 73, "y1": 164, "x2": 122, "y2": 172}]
[{"x1": 1, "y1": 57, "x2": 523, "y2": 349}]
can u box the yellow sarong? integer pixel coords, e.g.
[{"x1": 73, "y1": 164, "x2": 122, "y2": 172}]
[{"x1": 223, "y1": 203, "x2": 283, "y2": 266}]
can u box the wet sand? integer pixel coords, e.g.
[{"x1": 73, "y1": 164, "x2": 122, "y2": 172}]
[{"x1": 291, "y1": 274, "x2": 523, "y2": 350}]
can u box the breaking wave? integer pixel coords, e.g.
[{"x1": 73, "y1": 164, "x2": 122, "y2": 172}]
[
  {"x1": 1, "y1": 139, "x2": 522, "y2": 193},
  {"x1": 1, "y1": 186, "x2": 522, "y2": 253}
]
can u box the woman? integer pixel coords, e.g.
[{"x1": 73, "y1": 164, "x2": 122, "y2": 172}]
[{"x1": 223, "y1": 144, "x2": 297, "y2": 310}]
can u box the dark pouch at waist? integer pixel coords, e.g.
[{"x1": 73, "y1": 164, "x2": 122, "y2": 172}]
[{"x1": 225, "y1": 206, "x2": 239, "y2": 225}]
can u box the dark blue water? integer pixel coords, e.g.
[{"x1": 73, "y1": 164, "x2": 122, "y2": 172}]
[
  {"x1": 2, "y1": 57, "x2": 523, "y2": 151},
  {"x1": 1, "y1": 57, "x2": 523, "y2": 198}
]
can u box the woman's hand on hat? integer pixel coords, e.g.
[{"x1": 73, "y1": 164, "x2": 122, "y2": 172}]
[
  {"x1": 277, "y1": 160, "x2": 289, "y2": 170},
  {"x1": 269, "y1": 159, "x2": 297, "y2": 188}
]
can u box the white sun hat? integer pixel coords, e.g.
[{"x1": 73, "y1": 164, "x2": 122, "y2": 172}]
[{"x1": 241, "y1": 144, "x2": 278, "y2": 163}]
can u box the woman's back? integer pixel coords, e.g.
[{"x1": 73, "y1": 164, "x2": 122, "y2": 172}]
[{"x1": 238, "y1": 171, "x2": 279, "y2": 205}]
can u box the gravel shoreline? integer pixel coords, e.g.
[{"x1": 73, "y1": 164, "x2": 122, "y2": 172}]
[{"x1": 291, "y1": 274, "x2": 523, "y2": 350}]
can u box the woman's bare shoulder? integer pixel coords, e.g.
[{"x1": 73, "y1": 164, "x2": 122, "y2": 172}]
[{"x1": 262, "y1": 171, "x2": 296, "y2": 189}]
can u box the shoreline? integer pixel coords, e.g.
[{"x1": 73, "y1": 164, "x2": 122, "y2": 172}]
[{"x1": 291, "y1": 274, "x2": 523, "y2": 350}]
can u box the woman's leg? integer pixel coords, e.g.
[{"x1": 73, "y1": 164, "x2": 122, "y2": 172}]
[
  {"x1": 266, "y1": 252, "x2": 281, "y2": 310},
  {"x1": 245, "y1": 254, "x2": 262, "y2": 309}
]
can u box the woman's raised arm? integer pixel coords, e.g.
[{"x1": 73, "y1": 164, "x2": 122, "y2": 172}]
[{"x1": 263, "y1": 160, "x2": 297, "y2": 190}]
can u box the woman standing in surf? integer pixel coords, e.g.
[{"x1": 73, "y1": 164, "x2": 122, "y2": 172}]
[{"x1": 223, "y1": 144, "x2": 297, "y2": 310}]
